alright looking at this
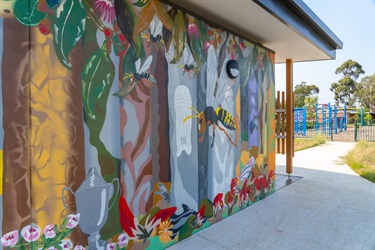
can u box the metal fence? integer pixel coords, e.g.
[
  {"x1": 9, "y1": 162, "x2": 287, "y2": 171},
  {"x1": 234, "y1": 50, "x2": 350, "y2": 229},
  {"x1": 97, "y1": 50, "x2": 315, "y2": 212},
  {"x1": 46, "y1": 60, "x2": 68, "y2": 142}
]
[
  {"x1": 294, "y1": 121, "x2": 333, "y2": 140},
  {"x1": 356, "y1": 124, "x2": 375, "y2": 142}
]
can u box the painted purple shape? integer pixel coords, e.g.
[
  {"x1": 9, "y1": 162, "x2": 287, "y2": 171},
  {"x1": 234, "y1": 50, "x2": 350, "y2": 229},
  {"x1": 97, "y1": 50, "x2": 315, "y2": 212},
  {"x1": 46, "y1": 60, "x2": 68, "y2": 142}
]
[{"x1": 248, "y1": 73, "x2": 258, "y2": 149}]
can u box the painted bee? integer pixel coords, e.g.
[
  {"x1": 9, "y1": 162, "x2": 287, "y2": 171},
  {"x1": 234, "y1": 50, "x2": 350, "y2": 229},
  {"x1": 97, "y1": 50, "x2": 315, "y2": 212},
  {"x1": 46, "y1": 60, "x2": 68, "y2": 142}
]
[
  {"x1": 122, "y1": 55, "x2": 156, "y2": 90},
  {"x1": 183, "y1": 45, "x2": 239, "y2": 147},
  {"x1": 141, "y1": 16, "x2": 164, "y2": 51},
  {"x1": 178, "y1": 48, "x2": 195, "y2": 79},
  {"x1": 184, "y1": 106, "x2": 238, "y2": 147}
]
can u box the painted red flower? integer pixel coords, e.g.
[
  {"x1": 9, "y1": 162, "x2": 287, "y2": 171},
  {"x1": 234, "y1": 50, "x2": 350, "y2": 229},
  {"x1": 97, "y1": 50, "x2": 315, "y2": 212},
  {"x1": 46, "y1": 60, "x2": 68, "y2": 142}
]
[
  {"x1": 213, "y1": 193, "x2": 224, "y2": 217},
  {"x1": 119, "y1": 197, "x2": 177, "y2": 240}
]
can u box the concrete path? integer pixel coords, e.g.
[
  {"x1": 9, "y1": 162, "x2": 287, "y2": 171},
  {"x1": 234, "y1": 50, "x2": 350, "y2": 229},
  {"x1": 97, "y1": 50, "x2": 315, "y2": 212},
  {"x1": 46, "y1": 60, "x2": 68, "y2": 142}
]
[{"x1": 169, "y1": 141, "x2": 375, "y2": 250}]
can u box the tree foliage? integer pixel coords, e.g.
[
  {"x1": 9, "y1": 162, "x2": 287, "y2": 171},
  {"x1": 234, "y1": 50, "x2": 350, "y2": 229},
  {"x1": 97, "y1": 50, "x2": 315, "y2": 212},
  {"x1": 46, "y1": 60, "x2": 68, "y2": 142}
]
[
  {"x1": 294, "y1": 81, "x2": 319, "y2": 108},
  {"x1": 330, "y1": 59, "x2": 365, "y2": 107},
  {"x1": 304, "y1": 96, "x2": 318, "y2": 121},
  {"x1": 355, "y1": 73, "x2": 375, "y2": 112}
]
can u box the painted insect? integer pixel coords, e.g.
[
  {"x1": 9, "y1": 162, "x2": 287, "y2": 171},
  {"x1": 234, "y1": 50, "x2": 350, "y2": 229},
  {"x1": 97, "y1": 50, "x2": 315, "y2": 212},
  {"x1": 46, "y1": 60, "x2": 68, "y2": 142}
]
[
  {"x1": 178, "y1": 48, "x2": 195, "y2": 79},
  {"x1": 122, "y1": 55, "x2": 156, "y2": 90},
  {"x1": 155, "y1": 182, "x2": 171, "y2": 204},
  {"x1": 141, "y1": 16, "x2": 164, "y2": 51},
  {"x1": 183, "y1": 45, "x2": 239, "y2": 147}
]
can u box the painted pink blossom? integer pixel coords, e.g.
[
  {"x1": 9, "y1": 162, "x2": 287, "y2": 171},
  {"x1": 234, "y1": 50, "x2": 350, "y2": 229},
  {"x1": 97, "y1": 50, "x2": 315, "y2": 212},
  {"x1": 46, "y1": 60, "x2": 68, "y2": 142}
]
[
  {"x1": 21, "y1": 223, "x2": 41, "y2": 242},
  {"x1": 43, "y1": 224, "x2": 56, "y2": 239},
  {"x1": 1, "y1": 230, "x2": 19, "y2": 247},
  {"x1": 66, "y1": 214, "x2": 80, "y2": 229},
  {"x1": 59, "y1": 239, "x2": 73, "y2": 250},
  {"x1": 204, "y1": 41, "x2": 211, "y2": 53},
  {"x1": 106, "y1": 243, "x2": 116, "y2": 250},
  {"x1": 73, "y1": 245, "x2": 85, "y2": 250},
  {"x1": 239, "y1": 42, "x2": 245, "y2": 51},
  {"x1": 118, "y1": 233, "x2": 129, "y2": 248},
  {"x1": 95, "y1": 0, "x2": 115, "y2": 23},
  {"x1": 187, "y1": 23, "x2": 200, "y2": 38}
]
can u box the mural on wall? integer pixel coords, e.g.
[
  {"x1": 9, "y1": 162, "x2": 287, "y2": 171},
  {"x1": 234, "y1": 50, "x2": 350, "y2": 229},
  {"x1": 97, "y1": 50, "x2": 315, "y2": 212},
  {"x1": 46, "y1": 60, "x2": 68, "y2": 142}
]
[{"x1": 0, "y1": 0, "x2": 275, "y2": 249}]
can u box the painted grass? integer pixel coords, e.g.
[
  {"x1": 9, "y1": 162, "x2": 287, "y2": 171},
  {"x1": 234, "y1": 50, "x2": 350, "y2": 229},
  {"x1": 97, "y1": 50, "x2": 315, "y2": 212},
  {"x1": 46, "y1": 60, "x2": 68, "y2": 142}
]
[
  {"x1": 345, "y1": 141, "x2": 375, "y2": 183},
  {"x1": 294, "y1": 135, "x2": 326, "y2": 152}
]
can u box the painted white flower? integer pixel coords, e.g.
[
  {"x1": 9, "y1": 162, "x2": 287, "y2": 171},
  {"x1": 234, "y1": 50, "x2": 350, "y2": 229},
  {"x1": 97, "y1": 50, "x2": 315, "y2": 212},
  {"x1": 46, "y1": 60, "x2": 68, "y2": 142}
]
[
  {"x1": 43, "y1": 224, "x2": 56, "y2": 239},
  {"x1": 118, "y1": 233, "x2": 129, "y2": 248},
  {"x1": 1, "y1": 230, "x2": 19, "y2": 247},
  {"x1": 106, "y1": 243, "x2": 116, "y2": 250},
  {"x1": 73, "y1": 245, "x2": 86, "y2": 250},
  {"x1": 21, "y1": 223, "x2": 41, "y2": 242},
  {"x1": 59, "y1": 239, "x2": 73, "y2": 250},
  {"x1": 66, "y1": 214, "x2": 80, "y2": 229}
]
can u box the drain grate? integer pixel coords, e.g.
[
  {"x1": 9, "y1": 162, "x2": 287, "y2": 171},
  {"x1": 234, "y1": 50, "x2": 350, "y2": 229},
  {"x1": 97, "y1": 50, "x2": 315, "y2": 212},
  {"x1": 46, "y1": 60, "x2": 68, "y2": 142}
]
[{"x1": 275, "y1": 173, "x2": 302, "y2": 190}]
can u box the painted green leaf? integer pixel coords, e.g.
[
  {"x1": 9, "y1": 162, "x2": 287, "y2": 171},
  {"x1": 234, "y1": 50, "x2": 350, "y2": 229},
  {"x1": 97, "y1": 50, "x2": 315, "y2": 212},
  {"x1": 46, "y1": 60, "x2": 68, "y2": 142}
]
[
  {"x1": 115, "y1": 0, "x2": 142, "y2": 62},
  {"x1": 115, "y1": 46, "x2": 145, "y2": 97},
  {"x1": 178, "y1": 215, "x2": 195, "y2": 241},
  {"x1": 114, "y1": 46, "x2": 137, "y2": 97},
  {"x1": 187, "y1": 32, "x2": 205, "y2": 74},
  {"x1": 52, "y1": 0, "x2": 86, "y2": 69},
  {"x1": 139, "y1": 207, "x2": 160, "y2": 225},
  {"x1": 170, "y1": 11, "x2": 186, "y2": 64},
  {"x1": 162, "y1": 7, "x2": 177, "y2": 52},
  {"x1": 13, "y1": 0, "x2": 47, "y2": 26},
  {"x1": 200, "y1": 198, "x2": 213, "y2": 218},
  {"x1": 133, "y1": 0, "x2": 150, "y2": 7},
  {"x1": 112, "y1": 33, "x2": 126, "y2": 56},
  {"x1": 197, "y1": 19, "x2": 209, "y2": 42},
  {"x1": 82, "y1": 42, "x2": 115, "y2": 122}
]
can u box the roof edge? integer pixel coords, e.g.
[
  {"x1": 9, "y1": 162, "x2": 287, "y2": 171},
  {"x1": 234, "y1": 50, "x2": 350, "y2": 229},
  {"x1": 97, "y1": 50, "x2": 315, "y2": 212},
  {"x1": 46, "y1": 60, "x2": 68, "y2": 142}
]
[
  {"x1": 160, "y1": 0, "x2": 275, "y2": 54},
  {"x1": 254, "y1": 0, "x2": 343, "y2": 59},
  {"x1": 288, "y1": 0, "x2": 343, "y2": 49}
]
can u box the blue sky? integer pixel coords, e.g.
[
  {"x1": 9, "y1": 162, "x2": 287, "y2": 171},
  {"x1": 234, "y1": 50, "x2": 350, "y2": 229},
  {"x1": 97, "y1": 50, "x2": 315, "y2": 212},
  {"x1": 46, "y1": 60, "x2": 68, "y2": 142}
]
[{"x1": 275, "y1": 0, "x2": 375, "y2": 105}]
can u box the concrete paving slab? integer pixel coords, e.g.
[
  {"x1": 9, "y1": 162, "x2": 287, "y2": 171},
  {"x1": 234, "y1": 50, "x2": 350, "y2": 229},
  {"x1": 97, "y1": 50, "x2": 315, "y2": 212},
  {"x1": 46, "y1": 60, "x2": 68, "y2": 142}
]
[
  {"x1": 168, "y1": 234, "x2": 227, "y2": 250},
  {"x1": 168, "y1": 141, "x2": 375, "y2": 250}
]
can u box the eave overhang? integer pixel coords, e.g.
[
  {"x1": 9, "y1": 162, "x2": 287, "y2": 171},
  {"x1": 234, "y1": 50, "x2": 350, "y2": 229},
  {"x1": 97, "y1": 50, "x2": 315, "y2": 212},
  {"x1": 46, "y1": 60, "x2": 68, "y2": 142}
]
[{"x1": 162, "y1": 0, "x2": 343, "y2": 63}]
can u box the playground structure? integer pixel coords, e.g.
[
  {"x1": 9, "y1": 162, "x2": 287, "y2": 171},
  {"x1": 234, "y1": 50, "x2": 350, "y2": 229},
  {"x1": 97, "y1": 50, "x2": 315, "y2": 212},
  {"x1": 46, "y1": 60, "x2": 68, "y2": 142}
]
[
  {"x1": 294, "y1": 103, "x2": 352, "y2": 136},
  {"x1": 315, "y1": 103, "x2": 347, "y2": 135}
]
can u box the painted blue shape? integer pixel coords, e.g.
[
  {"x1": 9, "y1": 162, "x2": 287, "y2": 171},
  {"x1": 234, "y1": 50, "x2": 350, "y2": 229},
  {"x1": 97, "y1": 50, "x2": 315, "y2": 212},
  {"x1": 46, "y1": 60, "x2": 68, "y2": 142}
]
[{"x1": 46, "y1": 0, "x2": 60, "y2": 9}]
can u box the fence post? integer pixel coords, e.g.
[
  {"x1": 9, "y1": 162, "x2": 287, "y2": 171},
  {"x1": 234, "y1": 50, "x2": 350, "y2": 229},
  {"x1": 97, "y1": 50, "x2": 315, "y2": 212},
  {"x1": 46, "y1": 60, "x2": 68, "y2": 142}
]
[{"x1": 354, "y1": 121, "x2": 358, "y2": 141}]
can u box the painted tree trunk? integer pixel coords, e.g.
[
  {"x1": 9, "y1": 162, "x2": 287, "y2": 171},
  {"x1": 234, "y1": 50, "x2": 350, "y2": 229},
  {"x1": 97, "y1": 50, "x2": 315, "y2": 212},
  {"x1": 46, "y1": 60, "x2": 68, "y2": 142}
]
[
  {"x1": 2, "y1": 17, "x2": 32, "y2": 234},
  {"x1": 2, "y1": 21, "x2": 86, "y2": 243}
]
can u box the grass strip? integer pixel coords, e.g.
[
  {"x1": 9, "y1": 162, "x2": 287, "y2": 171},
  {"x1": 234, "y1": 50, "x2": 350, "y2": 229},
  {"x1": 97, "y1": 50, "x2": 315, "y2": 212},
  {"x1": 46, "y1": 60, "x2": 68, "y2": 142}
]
[
  {"x1": 345, "y1": 141, "x2": 375, "y2": 183},
  {"x1": 294, "y1": 134, "x2": 326, "y2": 152}
]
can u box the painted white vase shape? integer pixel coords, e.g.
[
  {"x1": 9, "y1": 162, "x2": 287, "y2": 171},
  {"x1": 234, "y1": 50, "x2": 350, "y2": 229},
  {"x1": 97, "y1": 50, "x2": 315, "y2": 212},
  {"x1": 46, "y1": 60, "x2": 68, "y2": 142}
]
[{"x1": 62, "y1": 168, "x2": 119, "y2": 249}]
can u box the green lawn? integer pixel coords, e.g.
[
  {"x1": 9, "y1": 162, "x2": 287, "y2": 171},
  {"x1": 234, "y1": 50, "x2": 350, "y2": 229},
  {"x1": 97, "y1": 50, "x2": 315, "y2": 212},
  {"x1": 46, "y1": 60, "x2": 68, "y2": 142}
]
[
  {"x1": 294, "y1": 135, "x2": 326, "y2": 152},
  {"x1": 345, "y1": 141, "x2": 375, "y2": 183}
]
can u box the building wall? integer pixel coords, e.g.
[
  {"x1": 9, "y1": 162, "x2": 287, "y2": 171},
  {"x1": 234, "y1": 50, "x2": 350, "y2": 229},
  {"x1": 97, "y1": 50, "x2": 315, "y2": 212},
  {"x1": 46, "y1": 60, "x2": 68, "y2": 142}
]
[{"x1": 0, "y1": 0, "x2": 275, "y2": 249}]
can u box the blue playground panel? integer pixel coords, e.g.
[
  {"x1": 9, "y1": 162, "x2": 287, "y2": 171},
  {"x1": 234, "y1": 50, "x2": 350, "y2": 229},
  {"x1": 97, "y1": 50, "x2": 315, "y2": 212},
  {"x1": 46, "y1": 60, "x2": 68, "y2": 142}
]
[{"x1": 294, "y1": 103, "x2": 347, "y2": 136}]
